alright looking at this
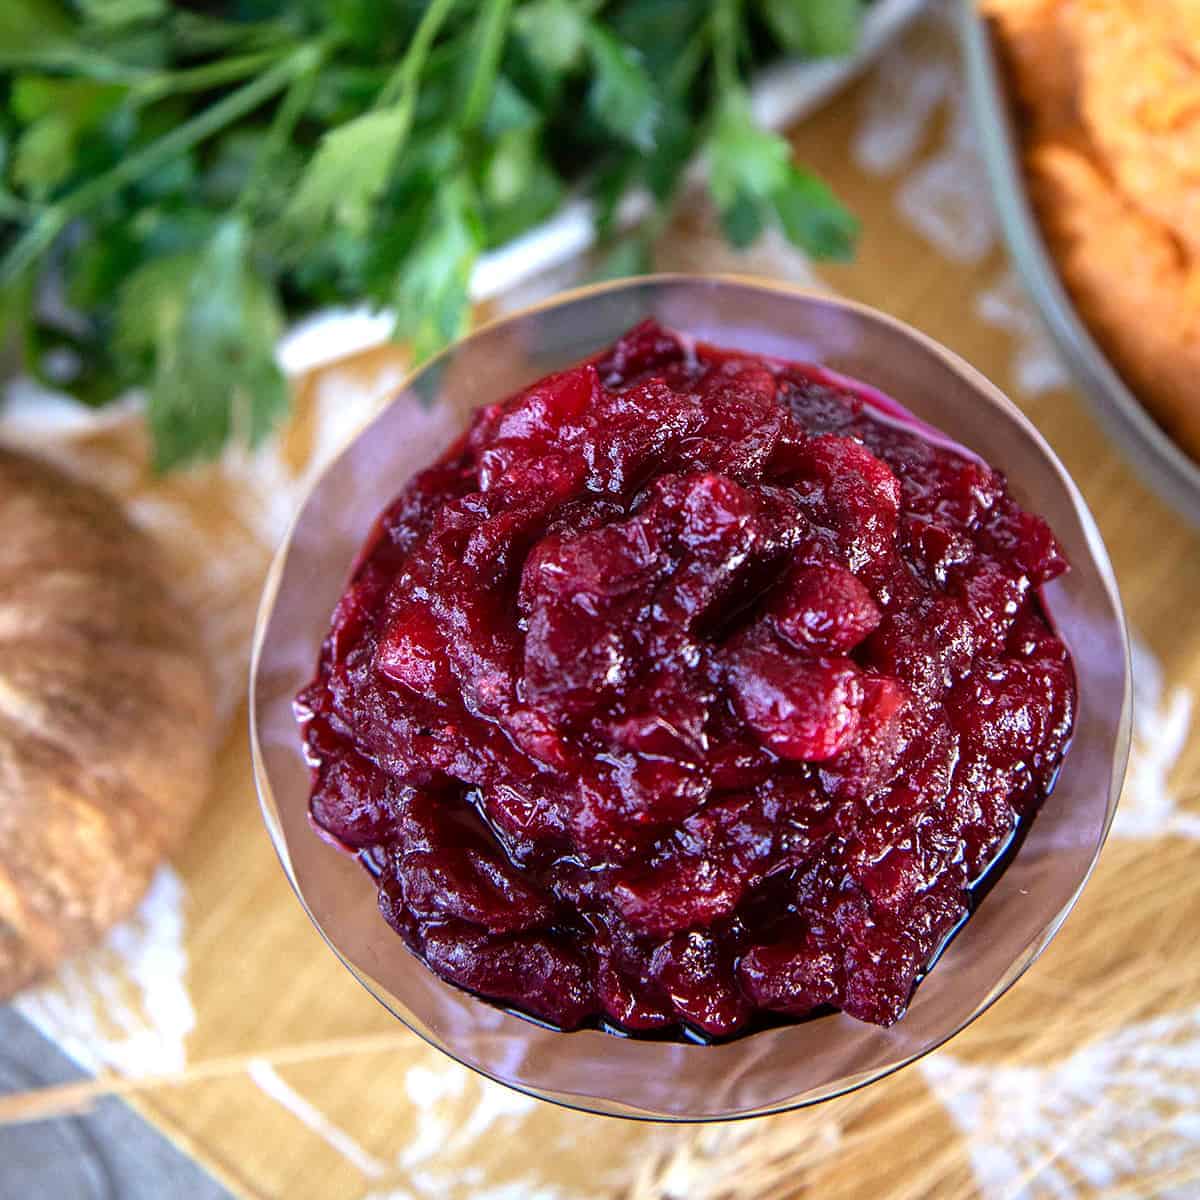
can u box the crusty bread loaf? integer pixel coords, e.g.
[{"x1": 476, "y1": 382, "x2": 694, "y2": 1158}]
[{"x1": 0, "y1": 450, "x2": 216, "y2": 998}]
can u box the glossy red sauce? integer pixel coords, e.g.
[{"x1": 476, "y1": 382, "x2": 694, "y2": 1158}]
[{"x1": 296, "y1": 320, "x2": 1075, "y2": 1038}]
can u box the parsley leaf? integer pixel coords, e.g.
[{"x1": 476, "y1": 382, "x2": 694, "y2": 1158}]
[
  {"x1": 482, "y1": 127, "x2": 562, "y2": 246},
  {"x1": 10, "y1": 76, "x2": 125, "y2": 197},
  {"x1": 584, "y1": 24, "x2": 658, "y2": 152},
  {"x1": 513, "y1": 0, "x2": 587, "y2": 79},
  {"x1": 0, "y1": 0, "x2": 73, "y2": 62},
  {"x1": 706, "y1": 90, "x2": 790, "y2": 214},
  {"x1": 76, "y1": 0, "x2": 167, "y2": 28},
  {"x1": 286, "y1": 107, "x2": 410, "y2": 235},
  {"x1": 720, "y1": 190, "x2": 767, "y2": 249},
  {"x1": 119, "y1": 219, "x2": 286, "y2": 470},
  {"x1": 706, "y1": 90, "x2": 855, "y2": 257},
  {"x1": 773, "y1": 164, "x2": 859, "y2": 261},
  {"x1": 392, "y1": 173, "x2": 483, "y2": 364},
  {"x1": 484, "y1": 76, "x2": 542, "y2": 137},
  {"x1": 760, "y1": 0, "x2": 863, "y2": 59}
]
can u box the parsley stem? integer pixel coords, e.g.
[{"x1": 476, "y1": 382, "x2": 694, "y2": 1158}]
[
  {"x1": 0, "y1": 48, "x2": 315, "y2": 288},
  {"x1": 0, "y1": 190, "x2": 30, "y2": 221},
  {"x1": 459, "y1": 0, "x2": 513, "y2": 131},
  {"x1": 0, "y1": 49, "x2": 154, "y2": 86},
  {"x1": 667, "y1": 22, "x2": 712, "y2": 96},
  {"x1": 377, "y1": 0, "x2": 459, "y2": 109},
  {"x1": 237, "y1": 47, "x2": 325, "y2": 216},
  {"x1": 713, "y1": 0, "x2": 742, "y2": 97},
  {"x1": 344, "y1": 0, "x2": 457, "y2": 214},
  {"x1": 134, "y1": 49, "x2": 292, "y2": 103}
]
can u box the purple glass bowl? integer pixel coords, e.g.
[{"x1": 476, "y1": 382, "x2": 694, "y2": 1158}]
[{"x1": 251, "y1": 275, "x2": 1130, "y2": 1120}]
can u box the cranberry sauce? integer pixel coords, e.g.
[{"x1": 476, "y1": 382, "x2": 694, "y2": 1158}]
[{"x1": 296, "y1": 320, "x2": 1075, "y2": 1038}]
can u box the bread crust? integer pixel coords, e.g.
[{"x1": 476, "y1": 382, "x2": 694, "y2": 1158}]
[{"x1": 0, "y1": 450, "x2": 216, "y2": 998}]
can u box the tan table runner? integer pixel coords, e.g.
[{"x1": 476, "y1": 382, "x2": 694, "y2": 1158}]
[{"x1": 5, "y1": 7, "x2": 1199, "y2": 1198}]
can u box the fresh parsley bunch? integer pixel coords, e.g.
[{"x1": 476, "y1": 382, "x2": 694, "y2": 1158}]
[{"x1": 0, "y1": 0, "x2": 863, "y2": 469}]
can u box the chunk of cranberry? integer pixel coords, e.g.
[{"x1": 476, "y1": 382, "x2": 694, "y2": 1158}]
[
  {"x1": 819, "y1": 674, "x2": 913, "y2": 801},
  {"x1": 612, "y1": 857, "x2": 742, "y2": 937},
  {"x1": 725, "y1": 630, "x2": 864, "y2": 762},
  {"x1": 392, "y1": 845, "x2": 554, "y2": 934},
  {"x1": 738, "y1": 933, "x2": 842, "y2": 1014},
  {"x1": 590, "y1": 915, "x2": 674, "y2": 1030},
  {"x1": 309, "y1": 746, "x2": 397, "y2": 849},
  {"x1": 983, "y1": 501, "x2": 1068, "y2": 586},
  {"x1": 835, "y1": 898, "x2": 926, "y2": 1026},
  {"x1": 421, "y1": 920, "x2": 597, "y2": 1030},
  {"x1": 595, "y1": 318, "x2": 686, "y2": 386},
  {"x1": 648, "y1": 930, "x2": 752, "y2": 1037},
  {"x1": 769, "y1": 564, "x2": 881, "y2": 653},
  {"x1": 571, "y1": 757, "x2": 710, "y2": 863},
  {"x1": 793, "y1": 434, "x2": 902, "y2": 569},
  {"x1": 375, "y1": 603, "x2": 453, "y2": 697},
  {"x1": 604, "y1": 668, "x2": 712, "y2": 759},
  {"x1": 900, "y1": 513, "x2": 974, "y2": 585}
]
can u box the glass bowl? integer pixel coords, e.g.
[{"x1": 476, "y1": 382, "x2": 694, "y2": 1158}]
[
  {"x1": 959, "y1": 3, "x2": 1200, "y2": 527},
  {"x1": 251, "y1": 275, "x2": 1131, "y2": 1121}
]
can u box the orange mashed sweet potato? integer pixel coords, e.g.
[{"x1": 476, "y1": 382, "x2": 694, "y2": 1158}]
[{"x1": 985, "y1": 0, "x2": 1200, "y2": 461}]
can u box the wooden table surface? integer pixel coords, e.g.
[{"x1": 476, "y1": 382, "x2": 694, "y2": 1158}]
[{"x1": 5, "y1": 6, "x2": 1200, "y2": 1198}]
